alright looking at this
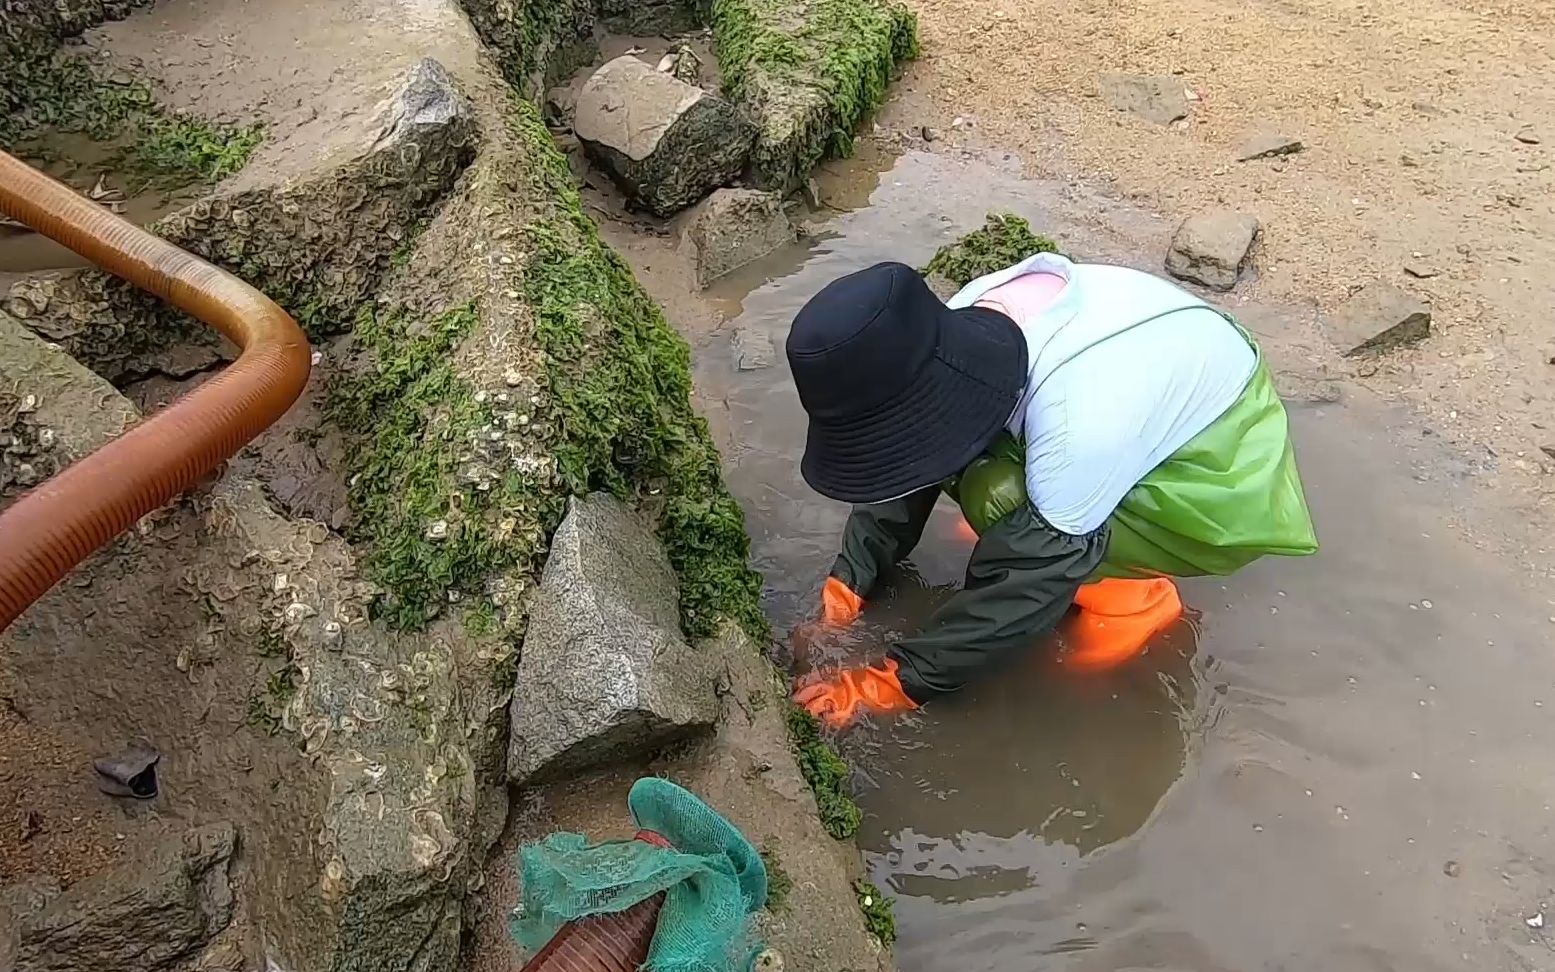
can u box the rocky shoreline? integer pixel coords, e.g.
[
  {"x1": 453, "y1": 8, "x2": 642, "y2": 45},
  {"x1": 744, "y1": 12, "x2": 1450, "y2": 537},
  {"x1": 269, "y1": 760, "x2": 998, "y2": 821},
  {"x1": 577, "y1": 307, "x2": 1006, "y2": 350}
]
[{"x1": 0, "y1": 0, "x2": 916, "y2": 969}]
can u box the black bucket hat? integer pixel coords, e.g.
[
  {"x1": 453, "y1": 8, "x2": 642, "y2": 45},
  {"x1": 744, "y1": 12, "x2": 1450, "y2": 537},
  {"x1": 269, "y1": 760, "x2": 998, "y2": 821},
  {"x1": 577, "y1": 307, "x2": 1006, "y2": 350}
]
[{"x1": 787, "y1": 262, "x2": 1029, "y2": 504}]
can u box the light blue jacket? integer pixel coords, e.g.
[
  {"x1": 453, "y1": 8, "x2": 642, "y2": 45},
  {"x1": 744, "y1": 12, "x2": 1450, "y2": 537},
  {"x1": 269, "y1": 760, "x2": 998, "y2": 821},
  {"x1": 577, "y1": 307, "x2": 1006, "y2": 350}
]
[{"x1": 948, "y1": 254, "x2": 1256, "y2": 534}]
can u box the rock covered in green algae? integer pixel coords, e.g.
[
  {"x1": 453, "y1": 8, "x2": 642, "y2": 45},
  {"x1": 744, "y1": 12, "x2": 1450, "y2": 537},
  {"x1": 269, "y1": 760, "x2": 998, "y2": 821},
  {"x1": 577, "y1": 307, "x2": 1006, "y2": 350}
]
[
  {"x1": 575, "y1": 55, "x2": 755, "y2": 217},
  {"x1": 922, "y1": 213, "x2": 1061, "y2": 287},
  {"x1": 711, "y1": 0, "x2": 919, "y2": 190}
]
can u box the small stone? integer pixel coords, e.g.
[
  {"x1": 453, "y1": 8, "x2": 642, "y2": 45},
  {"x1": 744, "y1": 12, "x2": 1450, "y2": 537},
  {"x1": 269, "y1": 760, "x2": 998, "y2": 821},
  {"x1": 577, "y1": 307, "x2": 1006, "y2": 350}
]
[
  {"x1": 1404, "y1": 262, "x2": 1441, "y2": 279},
  {"x1": 1527, "y1": 912, "x2": 1545, "y2": 929},
  {"x1": 425, "y1": 520, "x2": 449, "y2": 541},
  {"x1": 920, "y1": 125, "x2": 938, "y2": 142},
  {"x1": 374, "y1": 58, "x2": 469, "y2": 146},
  {"x1": 732, "y1": 326, "x2": 776, "y2": 372},
  {"x1": 1236, "y1": 133, "x2": 1304, "y2": 161},
  {"x1": 1540, "y1": 445, "x2": 1555, "y2": 461},
  {"x1": 1164, "y1": 210, "x2": 1260, "y2": 290},
  {"x1": 575, "y1": 56, "x2": 755, "y2": 217},
  {"x1": 754, "y1": 948, "x2": 784, "y2": 972},
  {"x1": 1515, "y1": 129, "x2": 1541, "y2": 145},
  {"x1": 682, "y1": 188, "x2": 795, "y2": 289},
  {"x1": 656, "y1": 44, "x2": 702, "y2": 85},
  {"x1": 1443, "y1": 860, "x2": 1460, "y2": 877},
  {"x1": 1098, "y1": 73, "x2": 1190, "y2": 125},
  {"x1": 544, "y1": 86, "x2": 577, "y2": 130},
  {"x1": 1328, "y1": 282, "x2": 1432, "y2": 356}
]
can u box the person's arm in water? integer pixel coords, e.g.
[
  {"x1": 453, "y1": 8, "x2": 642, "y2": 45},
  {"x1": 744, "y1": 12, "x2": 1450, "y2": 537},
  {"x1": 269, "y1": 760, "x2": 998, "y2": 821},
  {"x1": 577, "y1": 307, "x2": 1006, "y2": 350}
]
[
  {"x1": 824, "y1": 487, "x2": 941, "y2": 622},
  {"x1": 886, "y1": 506, "x2": 1106, "y2": 700},
  {"x1": 797, "y1": 499, "x2": 1107, "y2": 725}
]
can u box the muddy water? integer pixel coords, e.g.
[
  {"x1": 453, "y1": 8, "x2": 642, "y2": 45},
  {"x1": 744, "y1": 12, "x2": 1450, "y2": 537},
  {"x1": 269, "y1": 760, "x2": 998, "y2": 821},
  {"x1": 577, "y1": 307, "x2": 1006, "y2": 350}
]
[
  {"x1": 0, "y1": 135, "x2": 194, "y2": 278},
  {"x1": 688, "y1": 147, "x2": 1555, "y2": 971}
]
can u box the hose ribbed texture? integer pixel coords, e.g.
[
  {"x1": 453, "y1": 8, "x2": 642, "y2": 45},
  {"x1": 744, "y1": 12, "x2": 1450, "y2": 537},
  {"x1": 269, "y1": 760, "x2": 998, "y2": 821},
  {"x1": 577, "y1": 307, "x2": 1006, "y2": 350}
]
[
  {"x1": 519, "y1": 895, "x2": 665, "y2": 972},
  {"x1": 0, "y1": 150, "x2": 311, "y2": 632}
]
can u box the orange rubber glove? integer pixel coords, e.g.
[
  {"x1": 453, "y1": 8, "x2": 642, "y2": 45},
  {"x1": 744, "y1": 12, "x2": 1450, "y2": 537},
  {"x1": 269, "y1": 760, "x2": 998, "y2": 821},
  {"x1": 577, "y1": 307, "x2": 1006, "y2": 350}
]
[
  {"x1": 793, "y1": 657, "x2": 917, "y2": 728},
  {"x1": 819, "y1": 576, "x2": 864, "y2": 627}
]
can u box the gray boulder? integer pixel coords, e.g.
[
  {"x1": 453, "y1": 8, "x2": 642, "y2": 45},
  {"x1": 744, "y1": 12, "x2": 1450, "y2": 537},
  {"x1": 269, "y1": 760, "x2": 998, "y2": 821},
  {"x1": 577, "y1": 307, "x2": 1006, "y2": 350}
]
[
  {"x1": 13, "y1": 823, "x2": 235, "y2": 972},
  {"x1": 683, "y1": 188, "x2": 795, "y2": 288},
  {"x1": 1099, "y1": 74, "x2": 1189, "y2": 125},
  {"x1": 1328, "y1": 282, "x2": 1432, "y2": 355},
  {"x1": 1165, "y1": 210, "x2": 1260, "y2": 291},
  {"x1": 575, "y1": 56, "x2": 755, "y2": 217},
  {"x1": 508, "y1": 494, "x2": 719, "y2": 785}
]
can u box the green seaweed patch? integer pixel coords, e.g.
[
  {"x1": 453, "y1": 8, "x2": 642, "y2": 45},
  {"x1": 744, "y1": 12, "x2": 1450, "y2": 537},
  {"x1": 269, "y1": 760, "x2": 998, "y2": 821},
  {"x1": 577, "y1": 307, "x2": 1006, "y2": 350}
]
[
  {"x1": 760, "y1": 843, "x2": 793, "y2": 912},
  {"x1": 0, "y1": 50, "x2": 155, "y2": 146},
  {"x1": 854, "y1": 879, "x2": 896, "y2": 946},
  {"x1": 329, "y1": 97, "x2": 768, "y2": 646},
  {"x1": 115, "y1": 114, "x2": 264, "y2": 190},
  {"x1": 922, "y1": 213, "x2": 1061, "y2": 287},
  {"x1": 327, "y1": 302, "x2": 559, "y2": 630},
  {"x1": 2, "y1": 49, "x2": 263, "y2": 191},
  {"x1": 509, "y1": 98, "x2": 768, "y2": 642},
  {"x1": 784, "y1": 703, "x2": 862, "y2": 840},
  {"x1": 712, "y1": 0, "x2": 918, "y2": 181}
]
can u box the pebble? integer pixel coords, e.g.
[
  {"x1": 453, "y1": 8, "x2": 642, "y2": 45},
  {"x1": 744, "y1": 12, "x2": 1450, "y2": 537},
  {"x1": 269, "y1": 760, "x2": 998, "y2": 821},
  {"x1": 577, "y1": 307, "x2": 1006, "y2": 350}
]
[
  {"x1": 1404, "y1": 262, "x2": 1441, "y2": 279},
  {"x1": 1515, "y1": 130, "x2": 1541, "y2": 145},
  {"x1": 1443, "y1": 860, "x2": 1460, "y2": 877},
  {"x1": 1527, "y1": 912, "x2": 1545, "y2": 929}
]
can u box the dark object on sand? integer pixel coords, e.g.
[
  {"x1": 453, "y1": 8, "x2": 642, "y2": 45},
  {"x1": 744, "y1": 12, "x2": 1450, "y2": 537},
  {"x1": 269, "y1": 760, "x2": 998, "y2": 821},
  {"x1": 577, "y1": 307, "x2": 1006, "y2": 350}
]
[{"x1": 94, "y1": 742, "x2": 160, "y2": 799}]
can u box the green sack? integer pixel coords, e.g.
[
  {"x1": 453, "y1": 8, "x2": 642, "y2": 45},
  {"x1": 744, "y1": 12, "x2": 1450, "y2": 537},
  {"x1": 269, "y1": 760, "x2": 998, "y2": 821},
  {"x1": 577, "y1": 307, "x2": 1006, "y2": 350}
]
[{"x1": 947, "y1": 344, "x2": 1317, "y2": 578}]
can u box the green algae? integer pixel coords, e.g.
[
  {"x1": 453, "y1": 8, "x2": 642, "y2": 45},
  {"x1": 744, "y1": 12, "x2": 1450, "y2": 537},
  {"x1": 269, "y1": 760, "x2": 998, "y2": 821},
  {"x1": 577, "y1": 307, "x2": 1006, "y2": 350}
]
[
  {"x1": 784, "y1": 703, "x2": 862, "y2": 840},
  {"x1": 328, "y1": 98, "x2": 767, "y2": 645},
  {"x1": 854, "y1": 879, "x2": 896, "y2": 945},
  {"x1": 922, "y1": 213, "x2": 1062, "y2": 286},
  {"x1": 1, "y1": 49, "x2": 262, "y2": 189},
  {"x1": 711, "y1": 0, "x2": 918, "y2": 187}
]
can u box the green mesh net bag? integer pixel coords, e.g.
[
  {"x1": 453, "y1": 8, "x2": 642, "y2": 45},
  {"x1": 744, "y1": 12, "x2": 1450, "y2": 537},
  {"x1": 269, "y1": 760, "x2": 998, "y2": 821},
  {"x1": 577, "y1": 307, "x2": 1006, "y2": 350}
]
[{"x1": 510, "y1": 778, "x2": 768, "y2": 972}]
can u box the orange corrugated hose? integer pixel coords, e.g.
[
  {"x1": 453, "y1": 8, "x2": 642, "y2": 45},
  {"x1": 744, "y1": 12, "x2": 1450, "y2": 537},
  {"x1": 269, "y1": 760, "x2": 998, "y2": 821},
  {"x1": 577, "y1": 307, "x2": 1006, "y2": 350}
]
[{"x1": 0, "y1": 150, "x2": 312, "y2": 632}]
